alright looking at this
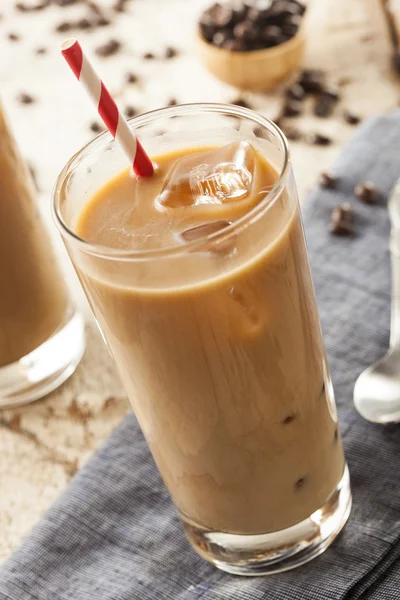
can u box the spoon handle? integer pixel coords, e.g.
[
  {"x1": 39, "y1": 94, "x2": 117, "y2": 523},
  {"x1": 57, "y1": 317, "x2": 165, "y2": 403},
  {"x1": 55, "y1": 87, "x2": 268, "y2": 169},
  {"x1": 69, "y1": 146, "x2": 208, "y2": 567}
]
[{"x1": 390, "y1": 230, "x2": 400, "y2": 348}]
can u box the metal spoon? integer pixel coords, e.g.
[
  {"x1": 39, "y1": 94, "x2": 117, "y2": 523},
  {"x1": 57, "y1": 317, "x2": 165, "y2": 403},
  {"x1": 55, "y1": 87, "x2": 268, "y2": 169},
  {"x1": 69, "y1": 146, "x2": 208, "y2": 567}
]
[{"x1": 354, "y1": 180, "x2": 400, "y2": 423}]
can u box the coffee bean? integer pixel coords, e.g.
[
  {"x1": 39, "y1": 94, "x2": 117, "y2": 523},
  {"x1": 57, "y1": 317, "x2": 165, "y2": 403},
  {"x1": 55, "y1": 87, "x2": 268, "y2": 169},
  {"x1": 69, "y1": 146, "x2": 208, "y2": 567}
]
[
  {"x1": 330, "y1": 203, "x2": 354, "y2": 236},
  {"x1": 343, "y1": 110, "x2": 361, "y2": 125},
  {"x1": 314, "y1": 95, "x2": 335, "y2": 118},
  {"x1": 165, "y1": 46, "x2": 179, "y2": 59},
  {"x1": 212, "y1": 31, "x2": 230, "y2": 47},
  {"x1": 282, "y1": 414, "x2": 296, "y2": 425},
  {"x1": 95, "y1": 39, "x2": 121, "y2": 57},
  {"x1": 16, "y1": 0, "x2": 49, "y2": 10},
  {"x1": 307, "y1": 132, "x2": 332, "y2": 146},
  {"x1": 320, "y1": 86, "x2": 340, "y2": 102},
  {"x1": 231, "y1": 97, "x2": 251, "y2": 109},
  {"x1": 17, "y1": 92, "x2": 35, "y2": 104},
  {"x1": 262, "y1": 24, "x2": 284, "y2": 47},
  {"x1": 77, "y1": 17, "x2": 92, "y2": 30},
  {"x1": 97, "y1": 17, "x2": 111, "y2": 26},
  {"x1": 8, "y1": 32, "x2": 20, "y2": 41},
  {"x1": 113, "y1": 0, "x2": 129, "y2": 12},
  {"x1": 233, "y1": 19, "x2": 257, "y2": 42},
  {"x1": 55, "y1": 21, "x2": 72, "y2": 33},
  {"x1": 167, "y1": 98, "x2": 178, "y2": 106},
  {"x1": 125, "y1": 72, "x2": 138, "y2": 84},
  {"x1": 282, "y1": 14, "x2": 301, "y2": 37},
  {"x1": 213, "y1": 4, "x2": 235, "y2": 28},
  {"x1": 319, "y1": 172, "x2": 337, "y2": 189},
  {"x1": 298, "y1": 69, "x2": 325, "y2": 94},
  {"x1": 222, "y1": 38, "x2": 246, "y2": 50},
  {"x1": 281, "y1": 123, "x2": 301, "y2": 141},
  {"x1": 354, "y1": 181, "x2": 378, "y2": 204},
  {"x1": 285, "y1": 83, "x2": 305, "y2": 101},
  {"x1": 35, "y1": 46, "x2": 47, "y2": 55},
  {"x1": 90, "y1": 121, "x2": 103, "y2": 133},
  {"x1": 125, "y1": 105, "x2": 138, "y2": 118},
  {"x1": 143, "y1": 51, "x2": 155, "y2": 60},
  {"x1": 54, "y1": 0, "x2": 78, "y2": 5},
  {"x1": 282, "y1": 99, "x2": 302, "y2": 117}
]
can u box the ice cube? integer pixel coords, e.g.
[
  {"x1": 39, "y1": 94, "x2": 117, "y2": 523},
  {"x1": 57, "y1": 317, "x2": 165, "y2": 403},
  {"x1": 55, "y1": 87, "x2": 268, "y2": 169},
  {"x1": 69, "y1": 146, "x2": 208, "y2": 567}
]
[{"x1": 158, "y1": 142, "x2": 256, "y2": 209}]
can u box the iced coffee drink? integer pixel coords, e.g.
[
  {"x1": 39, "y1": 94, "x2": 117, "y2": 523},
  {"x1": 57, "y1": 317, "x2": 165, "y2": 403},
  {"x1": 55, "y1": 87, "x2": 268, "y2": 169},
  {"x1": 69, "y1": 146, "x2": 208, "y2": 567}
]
[
  {"x1": 54, "y1": 104, "x2": 351, "y2": 575},
  {"x1": 0, "y1": 102, "x2": 85, "y2": 407}
]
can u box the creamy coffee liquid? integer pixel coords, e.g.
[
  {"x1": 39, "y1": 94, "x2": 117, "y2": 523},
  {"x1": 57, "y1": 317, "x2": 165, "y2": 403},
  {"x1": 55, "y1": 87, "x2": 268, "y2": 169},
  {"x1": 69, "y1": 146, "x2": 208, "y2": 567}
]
[
  {"x1": 0, "y1": 104, "x2": 68, "y2": 366},
  {"x1": 75, "y1": 144, "x2": 344, "y2": 534}
]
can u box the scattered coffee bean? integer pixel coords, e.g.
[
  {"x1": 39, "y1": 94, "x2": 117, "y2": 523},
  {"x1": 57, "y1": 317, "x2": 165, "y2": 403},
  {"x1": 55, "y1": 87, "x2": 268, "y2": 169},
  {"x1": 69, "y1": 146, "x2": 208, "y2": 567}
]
[
  {"x1": 319, "y1": 172, "x2": 337, "y2": 189},
  {"x1": 125, "y1": 72, "x2": 138, "y2": 84},
  {"x1": 35, "y1": 46, "x2": 47, "y2": 55},
  {"x1": 298, "y1": 69, "x2": 325, "y2": 94},
  {"x1": 330, "y1": 203, "x2": 354, "y2": 236},
  {"x1": 54, "y1": 0, "x2": 78, "y2": 5},
  {"x1": 77, "y1": 17, "x2": 92, "y2": 30},
  {"x1": 95, "y1": 39, "x2": 121, "y2": 57},
  {"x1": 167, "y1": 98, "x2": 178, "y2": 106},
  {"x1": 86, "y1": 1, "x2": 103, "y2": 16},
  {"x1": 231, "y1": 97, "x2": 251, "y2": 109},
  {"x1": 295, "y1": 477, "x2": 306, "y2": 490},
  {"x1": 282, "y1": 414, "x2": 296, "y2": 425},
  {"x1": 343, "y1": 110, "x2": 361, "y2": 125},
  {"x1": 8, "y1": 32, "x2": 20, "y2": 41},
  {"x1": 354, "y1": 181, "x2": 378, "y2": 204},
  {"x1": 17, "y1": 92, "x2": 35, "y2": 105},
  {"x1": 55, "y1": 21, "x2": 72, "y2": 33},
  {"x1": 285, "y1": 83, "x2": 305, "y2": 101},
  {"x1": 16, "y1": 0, "x2": 49, "y2": 11},
  {"x1": 90, "y1": 121, "x2": 103, "y2": 133},
  {"x1": 113, "y1": 0, "x2": 129, "y2": 12},
  {"x1": 281, "y1": 123, "x2": 301, "y2": 141},
  {"x1": 96, "y1": 17, "x2": 111, "y2": 27},
  {"x1": 125, "y1": 105, "x2": 138, "y2": 118},
  {"x1": 307, "y1": 132, "x2": 332, "y2": 146},
  {"x1": 282, "y1": 99, "x2": 302, "y2": 117},
  {"x1": 314, "y1": 96, "x2": 335, "y2": 118},
  {"x1": 143, "y1": 51, "x2": 155, "y2": 60},
  {"x1": 165, "y1": 46, "x2": 179, "y2": 59}
]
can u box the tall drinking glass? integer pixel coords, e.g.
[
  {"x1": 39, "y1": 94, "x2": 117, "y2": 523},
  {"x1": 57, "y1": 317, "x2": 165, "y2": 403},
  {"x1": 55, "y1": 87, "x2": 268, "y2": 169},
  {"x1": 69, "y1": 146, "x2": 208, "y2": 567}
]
[
  {"x1": 0, "y1": 101, "x2": 85, "y2": 408},
  {"x1": 53, "y1": 104, "x2": 351, "y2": 575}
]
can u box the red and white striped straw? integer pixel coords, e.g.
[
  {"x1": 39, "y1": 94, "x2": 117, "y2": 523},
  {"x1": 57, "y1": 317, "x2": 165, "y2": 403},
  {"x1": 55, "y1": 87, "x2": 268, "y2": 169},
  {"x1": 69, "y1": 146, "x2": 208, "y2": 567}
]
[{"x1": 61, "y1": 38, "x2": 153, "y2": 178}]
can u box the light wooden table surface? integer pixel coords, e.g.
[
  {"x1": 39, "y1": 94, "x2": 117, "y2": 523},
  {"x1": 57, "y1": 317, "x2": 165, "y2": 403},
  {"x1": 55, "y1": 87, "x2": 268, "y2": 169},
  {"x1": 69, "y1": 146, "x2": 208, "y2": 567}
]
[{"x1": 1, "y1": 0, "x2": 399, "y2": 563}]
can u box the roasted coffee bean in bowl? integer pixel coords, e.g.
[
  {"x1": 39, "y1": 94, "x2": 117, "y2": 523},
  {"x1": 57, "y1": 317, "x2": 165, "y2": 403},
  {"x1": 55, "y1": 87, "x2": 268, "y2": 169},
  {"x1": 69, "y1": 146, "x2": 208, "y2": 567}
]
[{"x1": 197, "y1": 0, "x2": 307, "y2": 90}]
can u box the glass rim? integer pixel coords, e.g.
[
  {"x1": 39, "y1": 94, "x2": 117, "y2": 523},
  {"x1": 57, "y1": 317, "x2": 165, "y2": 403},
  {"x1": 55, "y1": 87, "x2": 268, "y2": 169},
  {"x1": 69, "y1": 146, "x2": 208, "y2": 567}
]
[{"x1": 52, "y1": 102, "x2": 290, "y2": 261}]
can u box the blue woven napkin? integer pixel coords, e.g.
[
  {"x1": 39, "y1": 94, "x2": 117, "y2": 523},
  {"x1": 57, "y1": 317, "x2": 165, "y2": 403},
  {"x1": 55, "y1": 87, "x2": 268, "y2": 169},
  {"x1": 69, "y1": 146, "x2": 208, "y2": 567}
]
[{"x1": 2, "y1": 112, "x2": 400, "y2": 600}]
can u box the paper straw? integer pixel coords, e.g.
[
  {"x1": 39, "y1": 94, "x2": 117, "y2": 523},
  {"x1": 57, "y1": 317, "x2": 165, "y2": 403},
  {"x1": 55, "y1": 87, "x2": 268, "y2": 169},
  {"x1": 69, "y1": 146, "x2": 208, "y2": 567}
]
[{"x1": 61, "y1": 38, "x2": 153, "y2": 178}]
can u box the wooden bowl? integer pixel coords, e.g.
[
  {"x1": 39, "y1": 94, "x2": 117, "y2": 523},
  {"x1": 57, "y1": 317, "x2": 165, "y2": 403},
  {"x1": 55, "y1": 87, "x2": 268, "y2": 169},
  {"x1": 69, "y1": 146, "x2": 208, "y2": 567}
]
[{"x1": 197, "y1": 30, "x2": 306, "y2": 91}]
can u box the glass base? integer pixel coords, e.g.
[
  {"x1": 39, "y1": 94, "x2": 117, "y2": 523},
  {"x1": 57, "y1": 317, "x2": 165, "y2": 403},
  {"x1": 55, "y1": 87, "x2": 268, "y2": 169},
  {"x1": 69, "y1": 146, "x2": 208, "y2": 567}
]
[
  {"x1": 0, "y1": 310, "x2": 85, "y2": 409},
  {"x1": 183, "y1": 465, "x2": 351, "y2": 576}
]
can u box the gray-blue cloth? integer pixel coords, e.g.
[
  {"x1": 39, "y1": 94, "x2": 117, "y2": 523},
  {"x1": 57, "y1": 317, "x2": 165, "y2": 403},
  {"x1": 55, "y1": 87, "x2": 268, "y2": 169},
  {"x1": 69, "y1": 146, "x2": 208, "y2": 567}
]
[{"x1": 2, "y1": 112, "x2": 400, "y2": 600}]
